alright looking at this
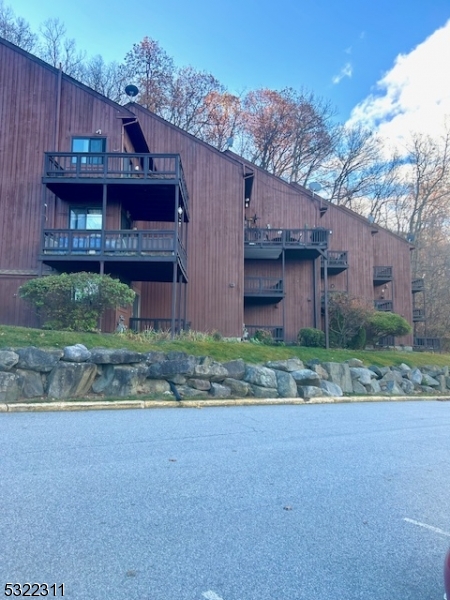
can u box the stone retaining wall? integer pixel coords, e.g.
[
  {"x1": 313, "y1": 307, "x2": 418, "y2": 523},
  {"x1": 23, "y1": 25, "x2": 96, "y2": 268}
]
[{"x1": 0, "y1": 345, "x2": 449, "y2": 402}]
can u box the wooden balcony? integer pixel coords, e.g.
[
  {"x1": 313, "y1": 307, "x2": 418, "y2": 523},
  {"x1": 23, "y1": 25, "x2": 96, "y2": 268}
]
[
  {"x1": 321, "y1": 251, "x2": 348, "y2": 276},
  {"x1": 374, "y1": 300, "x2": 393, "y2": 312},
  {"x1": 129, "y1": 317, "x2": 190, "y2": 334},
  {"x1": 40, "y1": 229, "x2": 187, "y2": 282},
  {"x1": 244, "y1": 228, "x2": 328, "y2": 260},
  {"x1": 244, "y1": 277, "x2": 284, "y2": 304},
  {"x1": 412, "y1": 278, "x2": 425, "y2": 293},
  {"x1": 413, "y1": 308, "x2": 426, "y2": 322},
  {"x1": 245, "y1": 325, "x2": 284, "y2": 343},
  {"x1": 413, "y1": 337, "x2": 440, "y2": 352},
  {"x1": 43, "y1": 152, "x2": 190, "y2": 221},
  {"x1": 373, "y1": 266, "x2": 393, "y2": 286}
]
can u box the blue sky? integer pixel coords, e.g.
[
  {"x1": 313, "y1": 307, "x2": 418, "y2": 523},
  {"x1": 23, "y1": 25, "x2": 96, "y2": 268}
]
[{"x1": 8, "y1": 0, "x2": 450, "y2": 143}]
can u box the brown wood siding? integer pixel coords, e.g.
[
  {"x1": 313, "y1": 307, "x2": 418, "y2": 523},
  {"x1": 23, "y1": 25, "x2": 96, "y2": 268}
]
[
  {"x1": 0, "y1": 39, "x2": 414, "y2": 343},
  {"x1": 130, "y1": 106, "x2": 244, "y2": 338},
  {"x1": 0, "y1": 276, "x2": 40, "y2": 327}
]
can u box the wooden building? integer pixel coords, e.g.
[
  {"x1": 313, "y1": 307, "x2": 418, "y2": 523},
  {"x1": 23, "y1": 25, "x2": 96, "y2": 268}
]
[{"x1": 0, "y1": 36, "x2": 417, "y2": 345}]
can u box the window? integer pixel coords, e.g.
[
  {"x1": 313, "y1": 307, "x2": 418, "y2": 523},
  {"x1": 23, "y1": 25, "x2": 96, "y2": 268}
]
[
  {"x1": 71, "y1": 137, "x2": 106, "y2": 165},
  {"x1": 70, "y1": 208, "x2": 102, "y2": 230}
]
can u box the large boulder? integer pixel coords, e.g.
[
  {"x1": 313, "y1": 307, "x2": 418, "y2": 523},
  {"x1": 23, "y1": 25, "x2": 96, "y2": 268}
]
[
  {"x1": 177, "y1": 385, "x2": 209, "y2": 399},
  {"x1": 0, "y1": 350, "x2": 19, "y2": 371},
  {"x1": 222, "y1": 359, "x2": 246, "y2": 380},
  {"x1": 381, "y1": 380, "x2": 405, "y2": 395},
  {"x1": 186, "y1": 378, "x2": 211, "y2": 391},
  {"x1": 210, "y1": 383, "x2": 232, "y2": 398},
  {"x1": 244, "y1": 366, "x2": 277, "y2": 389},
  {"x1": 320, "y1": 380, "x2": 343, "y2": 397},
  {"x1": 62, "y1": 344, "x2": 91, "y2": 363},
  {"x1": 16, "y1": 369, "x2": 44, "y2": 398},
  {"x1": 96, "y1": 365, "x2": 141, "y2": 397},
  {"x1": 137, "y1": 379, "x2": 171, "y2": 396},
  {"x1": 16, "y1": 347, "x2": 63, "y2": 372},
  {"x1": 145, "y1": 351, "x2": 167, "y2": 364},
  {"x1": 290, "y1": 369, "x2": 321, "y2": 387},
  {"x1": 147, "y1": 357, "x2": 197, "y2": 379},
  {"x1": 47, "y1": 362, "x2": 97, "y2": 399},
  {"x1": 350, "y1": 367, "x2": 376, "y2": 385},
  {"x1": 194, "y1": 357, "x2": 228, "y2": 382},
  {"x1": 298, "y1": 386, "x2": 330, "y2": 400},
  {"x1": 250, "y1": 384, "x2": 278, "y2": 398},
  {"x1": 321, "y1": 362, "x2": 353, "y2": 393},
  {"x1": 90, "y1": 348, "x2": 145, "y2": 364},
  {"x1": 421, "y1": 373, "x2": 440, "y2": 388},
  {"x1": 408, "y1": 368, "x2": 423, "y2": 386},
  {"x1": 0, "y1": 372, "x2": 20, "y2": 402},
  {"x1": 266, "y1": 358, "x2": 304, "y2": 372},
  {"x1": 275, "y1": 370, "x2": 298, "y2": 398},
  {"x1": 223, "y1": 378, "x2": 251, "y2": 397}
]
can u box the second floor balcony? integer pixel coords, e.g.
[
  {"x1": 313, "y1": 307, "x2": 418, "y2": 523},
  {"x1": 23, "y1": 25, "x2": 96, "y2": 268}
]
[
  {"x1": 413, "y1": 308, "x2": 426, "y2": 322},
  {"x1": 321, "y1": 251, "x2": 349, "y2": 276},
  {"x1": 244, "y1": 227, "x2": 328, "y2": 260},
  {"x1": 373, "y1": 266, "x2": 393, "y2": 286},
  {"x1": 374, "y1": 300, "x2": 393, "y2": 312},
  {"x1": 40, "y1": 228, "x2": 187, "y2": 282},
  {"x1": 43, "y1": 152, "x2": 190, "y2": 221},
  {"x1": 412, "y1": 278, "x2": 425, "y2": 293},
  {"x1": 244, "y1": 276, "x2": 284, "y2": 304}
]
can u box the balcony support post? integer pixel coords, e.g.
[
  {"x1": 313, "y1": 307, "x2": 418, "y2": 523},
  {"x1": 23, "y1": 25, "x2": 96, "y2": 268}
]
[
  {"x1": 323, "y1": 253, "x2": 330, "y2": 349},
  {"x1": 282, "y1": 248, "x2": 286, "y2": 342},
  {"x1": 102, "y1": 184, "x2": 107, "y2": 254},
  {"x1": 170, "y1": 261, "x2": 177, "y2": 340}
]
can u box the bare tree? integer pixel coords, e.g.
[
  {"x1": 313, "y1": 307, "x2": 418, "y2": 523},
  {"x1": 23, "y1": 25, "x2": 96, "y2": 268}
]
[
  {"x1": 161, "y1": 66, "x2": 224, "y2": 135},
  {"x1": 123, "y1": 36, "x2": 174, "y2": 113},
  {"x1": 198, "y1": 90, "x2": 242, "y2": 151},
  {"x1": 0, "y1": 1, "x2": 37, "y2": 51},
  {"x1": 240, "y1": 88, "x2": 336, "y2": 184},
  {"x1": 37, "y1": 18, "x2": 85, "y2": 77},
  {"x1": 81, "y1": 55, "x2": 125, "y2": 102}
]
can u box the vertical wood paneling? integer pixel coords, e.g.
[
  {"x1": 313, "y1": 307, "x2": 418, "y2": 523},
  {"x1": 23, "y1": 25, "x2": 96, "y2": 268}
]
[{"x1": 0, "y1": 38, "x2": 414, "y2": 342}]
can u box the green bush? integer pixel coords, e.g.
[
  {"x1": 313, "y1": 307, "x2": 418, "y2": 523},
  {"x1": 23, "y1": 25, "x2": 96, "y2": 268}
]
[
  {"x1": 367, "y1": 311, "x2": 412, "y2": 344},
  {"x1": 348, "y1": 327, "x2": 367, "y2": 350},
  {"x1": 19, "y1": 272, "x2": 135, "y2": 332},
  {"x1": 298, "y1": 327, "x2": 325, "y2": 347},
  {"x1": 328, "y1": 292, "x2": 373, "y2": 348},
  {"x1": 252, "y1": 329, "x2": 273, "y2": 345}
]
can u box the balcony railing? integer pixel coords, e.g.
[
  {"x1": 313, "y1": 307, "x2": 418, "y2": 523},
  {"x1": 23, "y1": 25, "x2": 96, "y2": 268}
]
[
  {"x1": 245, "y1": 325, "x2": 284, "y2": 343},
  {"x1": 412, "y1": 278, "x2": 425, "y2": 293},
  {"x1": 44, "y1": 152, "x2": 189, "y2": 212},
  {"x1": 413, "y1": 337, "x2": 441, "y2": 352},
  {"x1": 245, "y1": 228, "x2": 328, "y2": 249},
  {"x1": 129, "y1": 317, "x2": 190, "y2": 334},
  {"x1": 42, "y1": 229, "x2": 185, "y2": 265},
  {"x1": 374, "y1": 300, "x2": 393, "y2": 311},
  {"x1": 413, "y1": 308, "x2": 426, "y2": 322},
  {"x1": 244, "y1": 277, "x2": 284, "y2": 297},
  {"x1": 373, "y1": 266, "x2": 393, "y2": 285},
  {"x1": 323, "y1": 251, "x2": 348, "y2": 268}
]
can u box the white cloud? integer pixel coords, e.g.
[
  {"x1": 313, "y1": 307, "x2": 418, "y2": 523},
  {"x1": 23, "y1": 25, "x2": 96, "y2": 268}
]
[
  {"x1": 332, "y1": 62, "x2": 353, "y2": 85},
  {"x1": 347, "y1": 20, "x2": 450, "y2": 153}
]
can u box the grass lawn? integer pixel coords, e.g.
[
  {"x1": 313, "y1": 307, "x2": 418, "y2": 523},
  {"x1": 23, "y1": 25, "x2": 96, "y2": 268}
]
[{"x1": 0, "y1": 324, "x2": 448, "y2": 369}]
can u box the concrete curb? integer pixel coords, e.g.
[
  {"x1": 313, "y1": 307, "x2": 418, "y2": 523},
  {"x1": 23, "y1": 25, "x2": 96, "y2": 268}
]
[{"x1": 0, "y1": 395, "x2": 449, "y2": 413}]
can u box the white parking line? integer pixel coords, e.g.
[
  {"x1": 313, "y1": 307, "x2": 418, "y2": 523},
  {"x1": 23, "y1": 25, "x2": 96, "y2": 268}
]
[
  {"x1": 403, "y1": 517, "x2": 450, "y2": 537},
  {"x1": 202, "y1": 591, "x2": 225, "y2": 600}
]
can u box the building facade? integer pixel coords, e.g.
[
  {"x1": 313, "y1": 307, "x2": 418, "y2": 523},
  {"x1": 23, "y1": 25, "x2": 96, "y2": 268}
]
[{"x1": 0, "y1": 37, "x2": 417, "y2": 345}]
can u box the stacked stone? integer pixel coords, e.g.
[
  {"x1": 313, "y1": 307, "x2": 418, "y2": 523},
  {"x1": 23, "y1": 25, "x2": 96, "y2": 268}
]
[{"x1": 0, "y1": 346, "x2": 449, "y2": 402}]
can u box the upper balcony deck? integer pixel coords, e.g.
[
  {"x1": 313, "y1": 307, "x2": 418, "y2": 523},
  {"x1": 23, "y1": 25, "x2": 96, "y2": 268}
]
[
  {"x1": 43, "y1": 152, "x2": 190, "y2": 221},
  {"x1": 244, "y1": 227, "x2": 328, "y2": 259},
  {"x1": 39, "y1": 228, "x2": 187, "y2": 282}
]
